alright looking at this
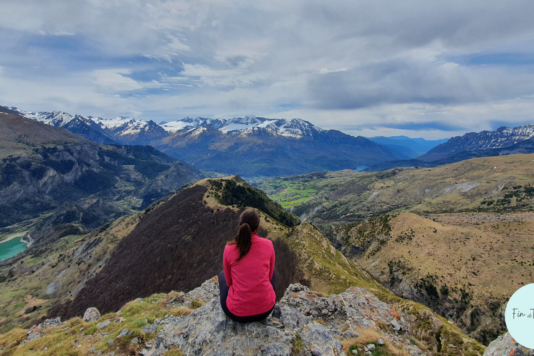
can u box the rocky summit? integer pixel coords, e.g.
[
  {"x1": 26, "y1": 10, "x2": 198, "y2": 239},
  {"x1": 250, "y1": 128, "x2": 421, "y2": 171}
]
[
  {"x1": 4, "y1": 276, "x2": 488, "y2": 355},
  {"x1": 149, "y1": 280, "x2": 419, "y2": 356}
]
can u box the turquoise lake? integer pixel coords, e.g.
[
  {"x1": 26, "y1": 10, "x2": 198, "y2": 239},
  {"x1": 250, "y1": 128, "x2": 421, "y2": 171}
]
[{"x1": 0, "y1": 237, "x2": 27, "y2": 261}]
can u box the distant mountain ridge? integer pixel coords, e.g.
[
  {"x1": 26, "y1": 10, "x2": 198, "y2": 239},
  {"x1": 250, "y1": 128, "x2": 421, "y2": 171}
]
[
  {"x1": 8, "y1": 107, "x2": 367, "y2": 142},
  {"x1": 419, "y1": 124, "x2": 534, "y2": 161},
  {"x1": 365, "y1": 124, "x2": 534, "y2": 171},
  {"x1": 5, "y1": 106, "x2": 402, "y2": 177}
]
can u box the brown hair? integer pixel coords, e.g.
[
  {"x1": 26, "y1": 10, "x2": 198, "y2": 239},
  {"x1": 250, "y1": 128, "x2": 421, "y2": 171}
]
[{"x1": 227, "y1": 209, "x2": 260, "y2": 260}]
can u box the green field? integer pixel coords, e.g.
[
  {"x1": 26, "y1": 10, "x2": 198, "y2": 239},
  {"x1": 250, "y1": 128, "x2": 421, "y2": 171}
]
[{"x1": 266, "y1": 180, "x2": 316, "y2": 208}]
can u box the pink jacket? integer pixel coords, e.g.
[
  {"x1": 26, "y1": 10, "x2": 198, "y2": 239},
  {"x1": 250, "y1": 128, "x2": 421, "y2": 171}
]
[{"x1": 223, "y1": 232, "x2": 276, "y2": 316}]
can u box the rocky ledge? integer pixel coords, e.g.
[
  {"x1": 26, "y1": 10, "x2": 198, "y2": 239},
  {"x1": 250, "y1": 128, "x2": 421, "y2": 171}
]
[
  {"x1": 11, "y1": 277, "x2": 491, "y2": 356},
  {"x1": 484, "y1": 332, "x2": 533, "y2": 356},
  {"x1": 145, "y1": 279, "x2": 425, "y2": 356}
]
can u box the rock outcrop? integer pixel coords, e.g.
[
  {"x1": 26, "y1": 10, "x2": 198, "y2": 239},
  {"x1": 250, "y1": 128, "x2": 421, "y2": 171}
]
[
  {"x1": 483, "y1": 332, "x2": 533, "y2": 356},
  {"x1": 146, "y1": 279, "x2": 425, "y2": 356},
  {"x1": 4, "y1": 277, "x2": 488, "y2": 355}
]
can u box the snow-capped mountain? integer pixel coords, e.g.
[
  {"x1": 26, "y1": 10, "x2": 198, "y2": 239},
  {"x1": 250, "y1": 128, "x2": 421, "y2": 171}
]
[
  {"x1": 161, "y1": 116, "x2": 325, "y2": 138},
  {"x1": 3, "y1": 106, "x2": 403, "y2": 177},
  {"x1": 7, "y1": 108, "x2": 118, "y2": 145},
  {"x1": 420, "y1": 124, "x2": 534, "y2": 161},
  {"x1": 9, "y1": 106, "x2": 334, "y2": 143},
  {"x1": 8, "y1": 108, "x2": 168, "y2": 145}
]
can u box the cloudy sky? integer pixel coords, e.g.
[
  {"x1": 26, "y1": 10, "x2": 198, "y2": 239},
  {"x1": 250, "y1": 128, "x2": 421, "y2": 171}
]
[{"x1": 1, "y1": 0, "x2": 534, "y2": 139}]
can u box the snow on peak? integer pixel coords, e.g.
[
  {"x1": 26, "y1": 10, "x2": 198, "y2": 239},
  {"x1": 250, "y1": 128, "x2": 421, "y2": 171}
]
[
  {"x1": 159, "y1": 116, "x2": 324, "y2": 137},
  {"x1": 23, "y1": 110, "x2": 77, "y2": 127},
  {"x1": 8, "y1": 105, "x2": 327, "y2": 139}
]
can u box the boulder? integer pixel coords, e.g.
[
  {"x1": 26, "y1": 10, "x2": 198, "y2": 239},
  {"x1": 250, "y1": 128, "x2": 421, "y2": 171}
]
[
  {"x1": 83, "y1": 307, "x2": 101, "y2": 322},
  {"x1": 484, "y1": 332, "x2": 526, "y2": 356}
]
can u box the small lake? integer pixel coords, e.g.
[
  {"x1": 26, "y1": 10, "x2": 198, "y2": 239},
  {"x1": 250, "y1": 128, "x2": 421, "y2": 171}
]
[
  {"x1": 355, "y1": 166, "x2": 368, "y2": 171},
  {"x1": 0, "y1": 237, "x2": 27, "y2": 261}
]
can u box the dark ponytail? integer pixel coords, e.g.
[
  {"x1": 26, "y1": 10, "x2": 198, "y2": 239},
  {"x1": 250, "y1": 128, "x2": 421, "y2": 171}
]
[{"x1": 228, "y1": 209, "x2": 260, "y2": 261}]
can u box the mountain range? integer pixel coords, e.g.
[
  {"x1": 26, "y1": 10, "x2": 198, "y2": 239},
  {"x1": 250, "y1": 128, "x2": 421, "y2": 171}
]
[
  {"x1": 365, "y1": 125, "x2": 534, "y2": 171},
  {"x1": 5, "y1": 107, "x2": 402, "y2": 177}
]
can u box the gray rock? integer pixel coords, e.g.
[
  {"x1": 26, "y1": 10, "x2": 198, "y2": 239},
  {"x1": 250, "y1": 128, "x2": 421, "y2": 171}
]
[
  {"x1": 142, "y1": 324, "x2": 158, "y2": 334},
  {"x1": 97, "y1": 320, "x2": 111, "y2": 329},
  {"x1": 83, "y1": 307, "x2": 101, "y2": 322},
  {"x1": 46, "y1": 281, "x2": 61, "y2": 295},
  {"x1": 27, "y1": 332, "x2": 43, "y2": 341},
  {"x1": 378, "y1": 338, "x2": 384, "y2": 345},
  {"x1": 117, "y1": 329, "x2": 133, "y2": 338},
  {"x1": 143, "y1": 281, "x2": 419, "y2": 356},
  {"x1": 301, "y1": 322, "x2": 342, "y2": 355},
  {"x1": 156, "y1": 298, "x2": 293, "y2": 355},
  {"x1": 343, "y1": 329, "x2": 359, "y2": 339},
  {"x1": 484, "y1": 332, "x2": 525, "y2": 356},
  {"x1": 367, "y1": 344, "x2": 375, "y2": 351},
  {"x1": 132, "y1": 337, "x2": 139, "y2": 344},
  {"x1": 38, "y1": 317, "x2": 64, "y2": 329},
  {"x1": 107, "y1": 339, "x2": 114, "y2": 345}
]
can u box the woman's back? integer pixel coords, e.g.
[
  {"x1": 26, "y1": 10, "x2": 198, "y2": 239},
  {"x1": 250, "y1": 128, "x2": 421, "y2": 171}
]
[{"x1": 223, "y1": 231, "x2": 275, "y2": 317}]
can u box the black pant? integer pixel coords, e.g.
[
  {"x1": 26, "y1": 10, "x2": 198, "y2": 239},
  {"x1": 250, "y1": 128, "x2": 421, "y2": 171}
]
[{"x1": 218, "y1": 268, "x2": 276, "y2": 323}]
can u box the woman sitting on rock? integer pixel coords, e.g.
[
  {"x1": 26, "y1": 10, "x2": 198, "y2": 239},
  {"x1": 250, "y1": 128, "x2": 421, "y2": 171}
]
[{"x1": 219, "y1": 208, "x2": 276, "y2": 322}]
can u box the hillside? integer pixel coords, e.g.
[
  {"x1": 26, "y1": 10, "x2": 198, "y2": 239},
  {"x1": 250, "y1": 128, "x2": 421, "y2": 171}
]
[
  {"x1": 0, "y1": 178, "x2": 485, "y2": 355},
  {"x1": 0, "y1": 176, "x2": 486, "y2": 355},
  {"x1": 253, "y1": 154, "x2": 534, "y2": 227},
  {"x1": 0, "y1": 108, "x2": 83, "y2": 159},
  {"x1": 0, "y1": 141, "x2": 201, "y2": 230},
  {"x1": 329, "y1": 211, "x2": 534, "y2": 345},
  {"x1": 255, "y1": 154, "x2": 534, "y2": 345},
  {"x1": 0, "y1": 111, "x2": 201, "y2": 267}
]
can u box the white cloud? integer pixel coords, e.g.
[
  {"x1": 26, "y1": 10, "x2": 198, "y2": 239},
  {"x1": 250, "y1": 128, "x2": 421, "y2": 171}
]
[
  {"x1": 93, "y1": 69, "x2": 164, "y2": 92},
  {"x1": 319, "y1": 68, "x2": 347, "y2": 75},
  {"x1": 0, "y1": 0, "x2": 534, "y2": 138}
]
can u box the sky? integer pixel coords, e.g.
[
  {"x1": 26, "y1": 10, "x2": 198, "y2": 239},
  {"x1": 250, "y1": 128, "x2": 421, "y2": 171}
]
[{"x1": 0, "y1": 0, "x2": 534, "y2": 139}]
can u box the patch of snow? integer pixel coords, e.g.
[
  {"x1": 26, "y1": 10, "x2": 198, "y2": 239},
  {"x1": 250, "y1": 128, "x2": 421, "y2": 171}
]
[
  {"x1": 190, "y1": 127, "x2": 207, "y2": 137},
  {"x1": 161, "y1": 121, "x2": 191, "y2": 133}
]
